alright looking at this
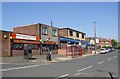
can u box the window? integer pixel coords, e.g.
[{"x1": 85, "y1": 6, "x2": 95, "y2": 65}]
[
  {"x1": 32, "y1": 44, "x2": 39, "y2": 49},
  {"x1": 69, "y1": 30, "x2": 73, "y2": 36},
  {"x1": 82, "y1": 34, "x2": 84, "y2": 39},
  {"x1": 42, "y1": 27, "x2": 47, "y2": 35},
  {"x1": 52, "y1": 29, "x2": 57, "y2": 36},
  {"x1": 12, "y1": 43, "x2": 23, "y2": 50},
  {"x1": 76, "y1": 32, "x2": 79, "y2": 37}
]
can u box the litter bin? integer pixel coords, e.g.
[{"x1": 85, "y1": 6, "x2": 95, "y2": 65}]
[
  {"x1": 46, "y1": 53, "x2": 51, "y2": 61},
  {"x1": 28, "y1": 48, "x2": 32, "y2": 60}
]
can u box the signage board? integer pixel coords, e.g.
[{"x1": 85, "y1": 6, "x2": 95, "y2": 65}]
[{"x1": 12, "y1": 33, "x2": 40, "y2": 41}]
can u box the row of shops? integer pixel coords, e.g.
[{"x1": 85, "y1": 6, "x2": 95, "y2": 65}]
[
  {"x1": 1, "y1": 23, "x2": 93, "y2": 57},
  {"x1": 1, "y1": 30, "x2": 58, "y2": 57}
]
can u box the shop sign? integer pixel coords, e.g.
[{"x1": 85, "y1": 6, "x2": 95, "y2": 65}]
[
  {"x1": 12, "y1": 33, "x2": 39, "y2": 41},
  {"x1": 45, "y1": 41, "x2": 55, "y2": 44},
  {"x1": 13, "y1": 40, "x2": 40, "y2": 44}
]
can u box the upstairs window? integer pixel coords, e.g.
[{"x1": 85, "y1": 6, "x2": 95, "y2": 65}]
[
  {"x1": 82, "y1": 34, "x2": 84, "y2": 39},
  {"x1": 76, "y1": 32, "x2": 79, "y2": 37},
  {"x1": 69, "y1": 30, "x2": 73, "y2": 36},
  {"x1": 52, "y1": 29, "x2": 57, "y2": 36},
  {"x1": 42, "y1": 27, "x2": 47, "y2": 35}
]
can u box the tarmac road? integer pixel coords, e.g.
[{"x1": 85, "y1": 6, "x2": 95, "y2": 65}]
[{"x1": 1, "y1": 50, "x2": 118, "y2": 78}]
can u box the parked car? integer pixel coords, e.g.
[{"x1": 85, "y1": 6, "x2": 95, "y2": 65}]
[
  {"x1": 105, "y1": 48, "x2": 109, "y2": 53},
  {"x1": 112, "y1": 48, "x2": 115, "y2": 51},
  {"x1": 100, "y1": 48, "x2": 107, "y2": 54}
]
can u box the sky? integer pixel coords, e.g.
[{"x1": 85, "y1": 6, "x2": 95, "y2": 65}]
[{"x1": 2, "y1": 2, "x2": 118, "y2": 41}]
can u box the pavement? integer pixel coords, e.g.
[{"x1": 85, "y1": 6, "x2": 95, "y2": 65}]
[
  {"x1": 1, "y1": 51, "x2": 100, "y2": 65},
  {"x1": 2, "y1": 50, "x2": 118, "y2": 78}
]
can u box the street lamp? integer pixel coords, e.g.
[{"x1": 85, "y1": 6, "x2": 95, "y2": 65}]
[{"x1": 94, "y1": 21, "x2": 96, "y2": 54}]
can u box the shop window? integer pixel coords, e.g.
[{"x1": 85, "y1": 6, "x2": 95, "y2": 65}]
[
  {"x1": 42, "y1": 27, "x2": 48, "y2": 35},
  {"x1": 52, "y1": 29, "x2": 57, "y2": 37},
  {"x1": 12, "y1": 43, "x2": 23, "y2": 50},
  {"x1": 76, "y1": 32, "x2": 79, "y2": 37},
  {"x1": 32, "y1": 44, "x2": 39, "y2": 49},
  {"x1": 69, "y1": 30, "x2": 73, "y2": 36}
]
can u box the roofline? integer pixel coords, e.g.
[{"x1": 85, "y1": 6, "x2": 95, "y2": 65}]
[
  {"x1": 40, "y1": 23, "x2": 59, "y2": 29},
  {"x1": 59, "y1": 27, "x2": 86, "y2": 34},
  {"x1": 0, "y1": 30, "x2": 12, "y2": 33},
  {"x1": 13, "y1": 23, "x2": 59, "y2": 29}
]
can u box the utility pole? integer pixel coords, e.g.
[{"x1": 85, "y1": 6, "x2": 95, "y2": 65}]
[
  {"x1": 94, "y1": 21, "x2": 96, "y2": 54},
  {"x1": 51, "y1": 21, "x2": 53, "y2": 27}
]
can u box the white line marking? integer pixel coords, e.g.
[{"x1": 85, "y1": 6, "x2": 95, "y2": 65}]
[
  {"x1": 12, "y1": 67, "x2": 20, "y2": 70},
  {"x1": 108, "y1": 58, "x2": 112, "y2": 60},
  {"x1": 78, "y1": 66, "x2": 93, "y2": 72},
  {"x1": 1, "y1": 64, "x2": 40, "y2": 72},
  {"x1": 59, "y1": 74, "x2": 69, "y2": 77},
  {"x1": 74, "y1": 73, "x2": 80, "y2": 76},
  {"x1": 97, "y1": 61, "x2": 105, "y2": 64},
  {"x1": 114, "y1": 56, "x2": 117, "y2": 58},
  {"x1": 31, "y1": 65, "x2": 39, "y2": 67}
]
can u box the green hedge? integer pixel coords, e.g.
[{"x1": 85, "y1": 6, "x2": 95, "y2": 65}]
[{"x1": 115, "y1": 46, "x2": 120, "y2": 49}]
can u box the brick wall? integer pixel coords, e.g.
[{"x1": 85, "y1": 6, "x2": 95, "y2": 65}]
[
  {"x1": 0, "y1": 31, "x2": 11, "y2": 57},
  {"x1": 13, "y1": 24, "x2": 40, "y2": 36},
  {"x1": 59, "y1": 29, "x2": 68, "y2": 37}
]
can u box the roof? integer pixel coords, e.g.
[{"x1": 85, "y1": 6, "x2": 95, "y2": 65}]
[
  {"x1": 99, "y1": 38, "x2": 111, "y2": 42},
  {"x1": 40, "y1": 23, "x2": 59, "y2": 29},
  {"x1": 13, "y1": 23, "x2": 59, "y2": 29},
  {"x1": 0, "y1": 30, "x2": 12, "y2": 33},
  {"x1": 59, "y1": 27, "x2": 86, "y2": 34}
]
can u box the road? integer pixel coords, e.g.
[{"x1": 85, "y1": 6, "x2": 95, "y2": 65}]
[{"x1": 1, "y1": 50, "x2": 119, "y2": 78}]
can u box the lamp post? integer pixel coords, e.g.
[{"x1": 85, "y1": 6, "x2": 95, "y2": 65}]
[{"x1": 94, "y1": 21, "x2": 96, "y2": 54}]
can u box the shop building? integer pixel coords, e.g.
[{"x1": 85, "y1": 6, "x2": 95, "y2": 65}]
[
  {"x1": 58, "y1": 28, "x2": 90, "y2": 55},
  {"x1": 13, "y1": 23, "x2": 59, "y2": 55},
  {"x1": 59, "y1": 28, "x2": 86, "y2": 41},
  {"x1": 0, "y1": 30, "x2": 40, "y2": 57},
  {"x1": 58, "y1": 28, "x2": 86, "y2": 48}
]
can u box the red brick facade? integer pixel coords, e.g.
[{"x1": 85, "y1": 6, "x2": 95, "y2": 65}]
[
  {"x1": 0, "y1": 30, "x2": 12, "y2": 57},
  {"x1": 99, "y1": 38, "x2": 112, "y2": 48},
  {"x1": 13, "y1": 24, "x2": 40, "y2": 36},
  {"x1": 0, "y1": 30, "x2": 41, "y2": 57}
]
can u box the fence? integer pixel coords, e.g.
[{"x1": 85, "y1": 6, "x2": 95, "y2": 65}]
[{"x1": 66, "y1": 45, "x2": 82, "y2": 58}]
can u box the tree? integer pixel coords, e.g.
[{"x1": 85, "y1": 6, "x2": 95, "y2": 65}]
[{"x1": 111, "y1": 39, "x2": 117, "y2": 47}]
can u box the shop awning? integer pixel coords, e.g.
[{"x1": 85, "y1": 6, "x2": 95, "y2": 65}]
[
  {"x1": 60, "y1": 37, "x2": 77, "y2": 43},
  {"x1": 80, "y1": 40, "x2": 90, "y2": 45},
  {"x1": 73, "y1": 39, "x2": 90, "y2": 45},
  {"x1": 60, "y1": 37, "x2": 79, "y2": 43}
]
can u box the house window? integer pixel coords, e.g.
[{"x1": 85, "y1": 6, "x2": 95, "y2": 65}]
[
  {"x1": 52, "y1": 29, "x2": 57, "y2": 36},
  {"x1": 76, "y1": 32, "x2": 79, "y2": 37},
  {"x1": 69, "y1": 30, "x2": 73, "y2": 36},
  {"x1": 42, "y1": 27, "x2": 47, "y2": 35},
  {"x1": 82, "y1": 34, "x2": 84, "y2": 39}
]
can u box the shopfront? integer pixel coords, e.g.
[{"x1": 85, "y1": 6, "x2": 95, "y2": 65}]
[
  {"x1": 40, "y1": 40, "x2": 58, "y2": 55},
  {"x1": 10, "y1": 33, "x2": 40, "y2": 56}
]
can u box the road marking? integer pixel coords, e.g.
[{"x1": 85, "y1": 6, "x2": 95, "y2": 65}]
[
  {"x1": 78, "y1": 66, "x2": 93, "y2": 72},
  {"x1": 114, "y1": 56, "x2": 117, "y2": 58},
  {"x1": 74, "y1": 72, "x2": 80, "y2": 76},
  {"x1": 59, "y1": 74, "x2": 69, "y2": 77},
  {"x1": 74, "y1": 72, "x2": 93, "y2": 76},
  {"x1": 31, "y1": 65, "x2": 39, "y2": 67},
  {"x1": 0, "y1": 64, "x2": 41, "y2": 72},
  {"x1": 108, "y1": 58, "x2": 112, "y2": 60},
  {"x1": 97, "y1": 61, "x2": 105, "y2": 64}
]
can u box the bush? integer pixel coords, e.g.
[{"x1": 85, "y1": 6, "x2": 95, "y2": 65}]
[{"x1": 115, "y1": 46, "x2": 120, "y2": 49}]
